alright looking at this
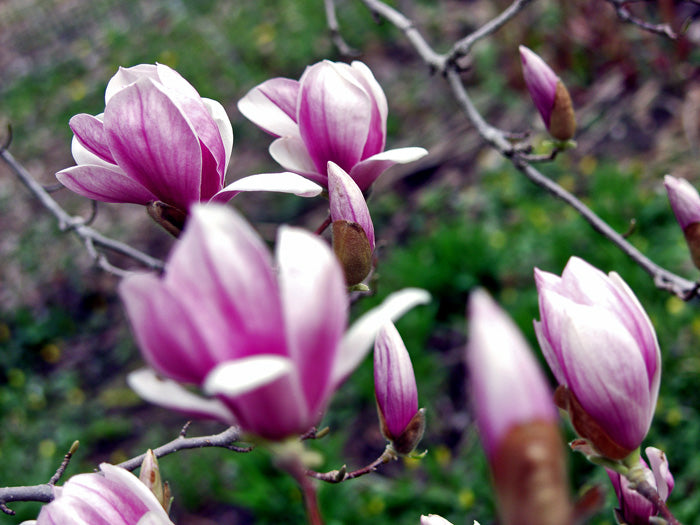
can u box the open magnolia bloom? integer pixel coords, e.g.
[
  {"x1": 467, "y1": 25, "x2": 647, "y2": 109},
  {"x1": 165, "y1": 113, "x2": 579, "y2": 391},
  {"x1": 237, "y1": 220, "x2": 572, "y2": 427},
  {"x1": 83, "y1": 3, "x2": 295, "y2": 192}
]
[
  {"x1": 237, "y1": 59, "x2": 428, "y2": 191},
  {"x1": 21, "y1": 463, "x2": 174, "y2": 525},
  {"x1": 57, "y1": 63, "x2": 321, "y2": 230},
  {"x1": 534, "y1": 257, "x2": 661, "y2": 460},
  {"x1": 121, "y1": 204, "x2": 429, "y2": 441}
]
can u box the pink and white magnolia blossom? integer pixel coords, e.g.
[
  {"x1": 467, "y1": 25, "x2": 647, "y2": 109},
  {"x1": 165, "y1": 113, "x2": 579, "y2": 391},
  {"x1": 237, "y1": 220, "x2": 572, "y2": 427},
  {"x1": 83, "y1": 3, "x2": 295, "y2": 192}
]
[
  {"x1": 606, "y1": 447, "x2": 674, "y2": 525},
  {"x1": 120, "y1": 204, "x2": 429, "y2": 441},
  {"x1": 534, "y1": 257, "x2": 661, "y2": 459},
  {"x1": 374, "y1": 321, "x2": 424, "y2": 454},
  {"x1": 57, "y1": 63, "x2": 320, "y2": 213},
  {"x1": 237, "y1": 59, "x2": 428, "y2": 191},
  {"x1": 21, "y1": 463, "x2": 173, "y2": 525},
  {"x1": 467, "y1": 289, "x2": 557, "y2": 459}
]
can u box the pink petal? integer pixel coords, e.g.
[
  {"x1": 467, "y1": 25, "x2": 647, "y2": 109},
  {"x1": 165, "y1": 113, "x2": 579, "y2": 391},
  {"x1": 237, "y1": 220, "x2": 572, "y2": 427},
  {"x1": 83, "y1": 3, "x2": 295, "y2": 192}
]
[
  {"x1": 56, "y1": 165, "x2": 157, "y2": 204},
  {"x1": 119, "y1": 274, "x2": 218, "y2": 383},
  {"x1": 69, "y1": 114, "x2": 115, "y2": 164},
  {"x1": 349, "y1": 147, "x2": 428, "y2": 191},
  {"x1": 166, "y1": 205, "x2": 287, "y2": 362},
  {"x1": 202, "y1": 97, "x2": 234, "y2": 173},
  {"x1": 237, "y1": 78, "x2": 301, "y2": 138},
  {"x1": 276, "y1": 225, "x2": 348, "y2": 415},
  {"x1": 298, "y1": 61, "x2": 372, "y2": 174},
  {"x1": 519, "y1": 45, "x2": 558, "y2": 127},
  {"x1": 104, "y1": 78, "x2": 203, "y2": 210},
  {"x1": 105, "y1": 64, "x2": 159, "y2": 102},
  {"x1": 349, "y1": 61, "x2": 388, "y2": 158}
]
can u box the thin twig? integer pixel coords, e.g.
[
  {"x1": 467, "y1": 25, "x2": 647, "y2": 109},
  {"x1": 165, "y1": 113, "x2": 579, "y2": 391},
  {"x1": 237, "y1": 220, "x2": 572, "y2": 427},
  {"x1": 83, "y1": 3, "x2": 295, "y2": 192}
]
[
  {"x1": 118, "y1": 426, "x2": 248, "y2": 472},
  {"x1": 324, "y1": 0, "x2": 360, "y2": 57},
  {"x1": 48, "y1": 441, "x2": 80, "y2": 486},
  {"x1": 306, "y1": 446, "x2": 396, "y2": 483},
  {"x1": 605, "y1": 0, "x2": 678, "y2": 39},
  {"x1": 632, "y1": 478, "x2": 682, "y2": 524},
  {"x1": 1, "y1": 148, "x2": 165, "y2": 277}
]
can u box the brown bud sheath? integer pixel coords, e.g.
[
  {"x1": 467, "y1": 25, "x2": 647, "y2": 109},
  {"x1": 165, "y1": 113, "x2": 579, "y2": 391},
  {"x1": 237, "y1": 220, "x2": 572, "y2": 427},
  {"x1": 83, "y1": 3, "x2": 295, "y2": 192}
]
[
  {"x1": 684, "y1": 223, "x2": 700, "y2": 270},
  {"x1": 554, "y1": 385, "x2": 633, "y2": 461},
  {"x1": 390, "y1": 408, "x2": 426, "y2": 455},
  {"x1": 491, "y1": 421, "x2": 572, "y2": 525},
  {"x1": 332, "y1": 220, "x2": 372, "y2": 286},
  {"x1": 549, "y1": 81, "x2": 576, "y2": 141},
  {"x1": 147, "y1": 201, "x2": 187, "y2": 237}
]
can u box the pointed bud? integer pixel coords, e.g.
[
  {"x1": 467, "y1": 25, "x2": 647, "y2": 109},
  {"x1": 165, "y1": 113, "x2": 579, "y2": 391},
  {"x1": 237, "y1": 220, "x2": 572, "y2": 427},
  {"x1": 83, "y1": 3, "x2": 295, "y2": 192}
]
[
  {"x1": 374, "y1": 322, "x2": 425, "y2": 455},
  {"x1": 332, "y1": 220, "x2": 373, "y2": 286},
  {"x1": 467, "y1": 289, "x2": 571, "y2": 525},
  {"x1": 139, "y1": 450, "x2": 171, "y2": 512},
  {"x1": 146, "y1": 201, "x2": 187, "y2": 237},
  {"x1": 519, "y1": 46, "x2": 576, "y2": 141},
  {"x1": 664, "y1": 175, "x2": 700, "y2": 269}
]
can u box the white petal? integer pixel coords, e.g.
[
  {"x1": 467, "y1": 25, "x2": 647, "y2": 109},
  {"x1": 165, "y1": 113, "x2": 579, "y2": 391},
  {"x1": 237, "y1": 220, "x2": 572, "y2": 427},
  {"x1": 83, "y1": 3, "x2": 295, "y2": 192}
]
[
  {"x1": 332, "y1": 288, "x2": 431, "y2": 386},
  {"x1": 363, "y1": 146, "x2": 428, "y2": 163},
  {"x1": 203, "y1": 356, "x2": 293, "y2": 397},
  {"x1": 202, "y1": 97, "x2": 234, "y2": 174},
  {"x1": 211, "y1": 172, "x2": 323, "y2": 203},
  {"x1": 127, "y1": 369, "x2": 233, "y2": 421}
]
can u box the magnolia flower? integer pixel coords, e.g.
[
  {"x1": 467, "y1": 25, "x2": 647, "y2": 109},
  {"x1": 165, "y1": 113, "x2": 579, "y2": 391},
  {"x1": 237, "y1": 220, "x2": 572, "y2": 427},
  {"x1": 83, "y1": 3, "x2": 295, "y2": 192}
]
[
  {"x1": 519, "y1": 46, "x2": 576, "y2": 141},
  {"x1": 328, "y1": 161, "x2": 375, "y2": 285},
  {"x1": 21, "y1": 463, "x2": 174, "y2": 525},
  {"x1": 238, "y1": 59, "x2": 428, "y2": 191},
  {"x1": 121, "y1": 204, "x2": 429, "y2": 441},
  {"x1": 664, "y1": 175, "x2": 700, "y2": 268},
  {"x1": 57, "y1": 63, "x2": 320, "y2": 227},
  {"x1": 606, "y1": 447, "x2": 674, "y2": 525},
  {"x1": 534, "y1": 257, "x2": 661, "y2": 460},
  {"x1": 374, "y1": 322, "x2": 424, "y2": 455},
  {"x1": 467, "y1": 289, "x2": 571, "y2": 525}
]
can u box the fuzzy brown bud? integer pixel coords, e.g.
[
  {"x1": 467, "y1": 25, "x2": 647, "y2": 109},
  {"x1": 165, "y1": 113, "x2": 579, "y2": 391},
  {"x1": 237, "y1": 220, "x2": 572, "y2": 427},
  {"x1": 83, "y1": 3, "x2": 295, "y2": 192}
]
[
  {"x1": 332, "y1": 220, "x2": 372, "y2": 285},
  {"x1": 549, "y1": 81, "x2": 576, "y2": 141},
  {"x1": 147, "y1": 201, "x2": 187, "y2": 237}
]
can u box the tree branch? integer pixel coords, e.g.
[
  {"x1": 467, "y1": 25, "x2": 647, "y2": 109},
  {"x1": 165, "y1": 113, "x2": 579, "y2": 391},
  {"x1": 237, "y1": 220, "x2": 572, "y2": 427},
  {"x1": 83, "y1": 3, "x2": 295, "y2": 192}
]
[
  {"x1": 323, "y1": 0, "x2": 360, "y2": 57},
  {"x1": 1, "y1": 143, "x2": 165, "y2": 278},
  {"x1": 353, "y1": 0, "x2": 698, "y2": 299},
  {"x1": 0, "y1": 426, "x2": 247, "y2": 515},
  {"x1": 305, "y1": 445, "x2": 397, "y2": 483},
  {"x1": 604, "y1": 0, "x2": 678, "y2": 39}
]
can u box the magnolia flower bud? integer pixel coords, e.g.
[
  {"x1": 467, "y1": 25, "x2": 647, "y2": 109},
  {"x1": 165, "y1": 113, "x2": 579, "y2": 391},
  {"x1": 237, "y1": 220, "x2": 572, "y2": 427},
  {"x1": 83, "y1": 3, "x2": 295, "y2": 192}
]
[
  {"x1": 664, "y1": 175, "x2": 700, "y2": 269},
  {"x1": 328, "y1": 162, "x2": 375, "y2": 285},
  {"x1": 374, "y1": 322, "x2": 425, "y2": 455},
  {"x1": 534, "y1": 257, "x2": 660, "y2": 460},
  {"x1": 467, "y1": 290, "x2": 571, "y2": 525},
  {"x1": 519, "y1": 46, "x2": 576, "y2": 141}
]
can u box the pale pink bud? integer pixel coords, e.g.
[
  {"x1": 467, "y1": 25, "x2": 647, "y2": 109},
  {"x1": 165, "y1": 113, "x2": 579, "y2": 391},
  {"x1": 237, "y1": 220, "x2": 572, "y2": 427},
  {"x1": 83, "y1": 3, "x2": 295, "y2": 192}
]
[
  {"x1": 467, "y1": 289, "x2": 571, "y2": 525},
  {"x1": 519, "y1": 46, "x2": 576, "y2": 141},
  {"x1": 238, "y1": 59, "x2": 428, "y2": 190},
  {"x1": 606, "y1": 447, "x2": 674, "y2": 524},
  {"x1": 374, "y1": 322, "x2": 424, "y2": 454},
  {"x1": 664, "y1": 175, "x2": 700, "y2": 269},
  {"x1": 534, "y1": 257, "x2": 661, "y2": 460}
]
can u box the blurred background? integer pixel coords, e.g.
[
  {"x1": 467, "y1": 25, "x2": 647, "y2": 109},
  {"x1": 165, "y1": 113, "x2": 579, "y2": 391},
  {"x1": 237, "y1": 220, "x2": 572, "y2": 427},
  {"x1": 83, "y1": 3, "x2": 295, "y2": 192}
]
[{"x1": 2, "y1": 0, "x2": 700, "y2": 523}]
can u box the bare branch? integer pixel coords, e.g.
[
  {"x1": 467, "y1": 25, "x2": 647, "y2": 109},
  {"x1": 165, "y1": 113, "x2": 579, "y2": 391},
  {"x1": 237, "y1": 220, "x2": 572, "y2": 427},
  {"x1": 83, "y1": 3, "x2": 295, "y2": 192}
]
[
  {"x1": 447, "y1": 0, "x2": 536, "y2": 62},
  {"x1": 357, "y1": 0, "x2": 699, "y2": 299},
  {"x1": 631, "y1": 478, "x2": 682, "y2": 525},
  {"x1": 48, "y1": 441, "x2": 80, "y2": 486},
  {"x1": 605, "y1": 0, "x2": 679, "y2": 39},
  {"x1": 306, "y1": 445, "x2": 397, "y2": 483},
  {"x1": 1, "y1": 147, "x2": 165, "y2": 277},
  {"x1": 0, "y1": 426, "x2": 249, "y2": 514},
  {"x1": 324, "y1": 0, "x2": 361, "y2": 57},
  {"x1": 117, "y1": 425, "x2": 249, "y2": 472}
]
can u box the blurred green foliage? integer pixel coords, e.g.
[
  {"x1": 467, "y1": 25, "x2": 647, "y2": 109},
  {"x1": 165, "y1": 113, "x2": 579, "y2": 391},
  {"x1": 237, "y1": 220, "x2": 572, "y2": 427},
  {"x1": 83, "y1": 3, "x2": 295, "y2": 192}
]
[{"x1": 2, "y1": 1, "x2": 699, "y2": 524}]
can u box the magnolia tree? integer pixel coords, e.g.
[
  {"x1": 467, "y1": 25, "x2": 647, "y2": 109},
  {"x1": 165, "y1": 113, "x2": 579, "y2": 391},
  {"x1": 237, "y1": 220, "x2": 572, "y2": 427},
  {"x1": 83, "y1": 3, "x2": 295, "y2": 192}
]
[{"x1": 1, "y1": 0, "x2": 698, "y2": 523}]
